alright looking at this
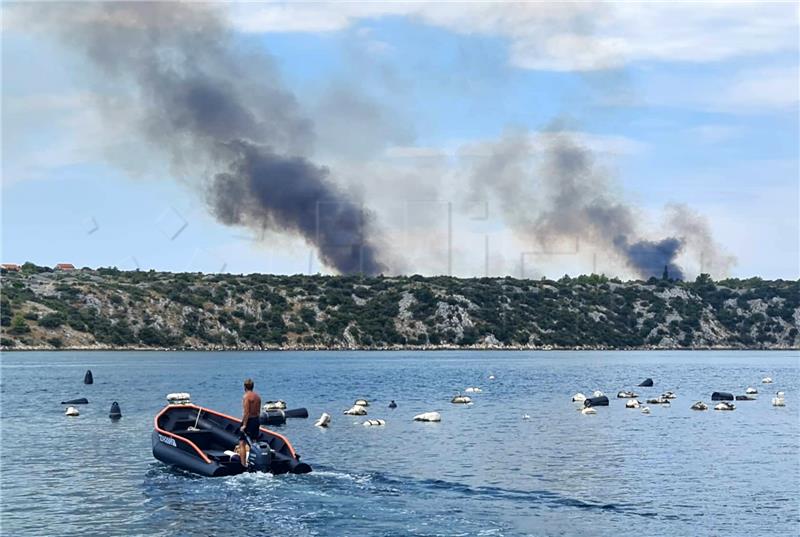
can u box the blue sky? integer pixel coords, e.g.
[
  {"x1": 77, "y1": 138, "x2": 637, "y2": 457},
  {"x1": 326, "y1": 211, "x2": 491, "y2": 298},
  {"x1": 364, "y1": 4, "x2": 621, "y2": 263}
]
[{"x1": 2, "y1": 2, "x2": 798, "y2": 279}]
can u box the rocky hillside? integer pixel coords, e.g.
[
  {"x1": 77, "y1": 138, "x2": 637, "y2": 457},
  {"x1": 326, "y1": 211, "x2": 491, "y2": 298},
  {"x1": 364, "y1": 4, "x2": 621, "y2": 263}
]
[{"x1": 1, "y1": 264, "x2": 798, "y2": 350}]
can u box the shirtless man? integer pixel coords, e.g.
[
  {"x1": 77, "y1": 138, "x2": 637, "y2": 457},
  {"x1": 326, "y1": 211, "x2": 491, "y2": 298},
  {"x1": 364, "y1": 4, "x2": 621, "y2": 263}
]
[{"x1": 238, "y1": 378, "x2": 262, "y2": 467}]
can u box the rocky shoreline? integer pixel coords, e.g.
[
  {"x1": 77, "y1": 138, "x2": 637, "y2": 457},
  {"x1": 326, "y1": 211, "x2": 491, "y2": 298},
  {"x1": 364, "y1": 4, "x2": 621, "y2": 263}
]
[
  {"x1": 3, "y1": 343, "x2": 797, "y2": 352},
  {"x1": 3, "y1": 267, "x2": 798, "y2": 351}
]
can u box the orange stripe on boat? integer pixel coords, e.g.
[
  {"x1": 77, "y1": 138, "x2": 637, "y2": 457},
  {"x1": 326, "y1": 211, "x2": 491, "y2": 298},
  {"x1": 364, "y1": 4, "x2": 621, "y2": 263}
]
[
  {"x1": 154, "y1": 403, "x2": 299, "y2": 460},
  {"x1": 154, "y1": 404, "x2": 212, "y2": 464}
]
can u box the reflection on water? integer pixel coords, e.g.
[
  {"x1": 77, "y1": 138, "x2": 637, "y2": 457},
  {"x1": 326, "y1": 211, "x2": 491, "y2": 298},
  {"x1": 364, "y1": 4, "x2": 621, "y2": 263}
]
[{"x1": 1, "y1": 350, "x2": 798, "y2": 536}]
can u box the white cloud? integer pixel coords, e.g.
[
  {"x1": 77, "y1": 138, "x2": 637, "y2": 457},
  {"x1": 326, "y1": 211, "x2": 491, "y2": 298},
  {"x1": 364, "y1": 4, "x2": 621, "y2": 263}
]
[
  {"x1": 720, "y1": 65, "x2": 800, "y2": 111},
  {"x1": 643, "y1": 64, "x2": 799, "y2": 113},
  {"x1": 685, "y1": 124, "x2": 743, "y2": 144},
  {"x1": 228, "y1": 2, "x2": 798, "y2": 71},
  {"x1": 385, "y1": 130, "x2": 646, "y2": 160}
]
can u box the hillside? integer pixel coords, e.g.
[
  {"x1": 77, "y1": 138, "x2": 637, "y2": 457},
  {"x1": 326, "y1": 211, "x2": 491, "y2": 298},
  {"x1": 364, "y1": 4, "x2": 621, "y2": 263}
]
[{"x1": 1, "y1": 264, "x2": 798, "y2": 350}]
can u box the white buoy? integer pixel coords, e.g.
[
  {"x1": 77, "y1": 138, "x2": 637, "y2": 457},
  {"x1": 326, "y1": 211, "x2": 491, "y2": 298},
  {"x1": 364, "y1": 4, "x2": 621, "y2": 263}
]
[
  {"x1": 581, "y1": 407, "x2": 597, "y2": 415},
  {"x1": 625, "y1": 399, "x2": 640, "y2": 408},
  {"x1": 488, "y1": 375, "x2": 496, "y2": 380},
  {"x1": 363, "y1": 419, "x2": 386, "y2": 427},
  {"x1": 522, "y1": 414, "x2": 531, "y2": 420},
  {"x1": 166, "y1": 392, "x2": 192, "y2": 405},
  {"x1": 690, "y1": 401, "x2": 708, "y2": 411},
  {"x1": 65, "y1": 406, "x2": 79, "y2": 416},
  {"x1": 641, "y1": 406, "x2": 651, "y2": 414},
  {"x1": 772, "y1": 392, "x2": 786, "y2": 407},
  {"x1": 572, "y1": 392, "x2": 586, "y2": 402},
  {"x1": 714, "y1": 402, "x2": 735, "y2": 411},
  {"x1": 745, "y1": 387, "x2": 758, "y2": 395},
  {"x1": 344, "y1": 405, "x2": 367, "y2": 416},
  {"x1": 451, "y1": 395, "x2": 472, "y2": 404},
  {"x1": 354, "y1": 399, "x2": 370, "y2": 407},
  {"x1": 413, "y1": 411, "x2": 441, "y2": 422},
  {"x1": 762, "y1": 377, "x2": 773, "y2": 384},
  {"x1": 263, "y1": 400, "x2": 287, "y2": 411},
  {"x1": 592, "y1": 390, "x2": 605, "y2": 397},
  {"x1": 314, "y1": 412, "x2": 331, "y2": 427},
  {"x1": 617, "y1": 391, "x2": 638, "y2": 398},
  {"x1": 465, "y1": 387, "x2": 482, "y2": 393}
]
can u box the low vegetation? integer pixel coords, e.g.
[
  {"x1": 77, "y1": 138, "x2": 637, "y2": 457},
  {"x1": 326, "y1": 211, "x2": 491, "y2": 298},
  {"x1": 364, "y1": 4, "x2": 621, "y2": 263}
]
[{"x1": 1, "y1": 264, "x2": 797, "y2": 350}]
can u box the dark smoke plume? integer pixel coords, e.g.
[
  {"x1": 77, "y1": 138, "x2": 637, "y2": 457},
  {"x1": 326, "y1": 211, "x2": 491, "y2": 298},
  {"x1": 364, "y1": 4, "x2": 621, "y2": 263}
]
[
  {"x1": 18, "y1": 2, "x2": 386, "y2": 274},
  {"x1": 468, "y1": 128, "x2": 688, "y2": 279}
]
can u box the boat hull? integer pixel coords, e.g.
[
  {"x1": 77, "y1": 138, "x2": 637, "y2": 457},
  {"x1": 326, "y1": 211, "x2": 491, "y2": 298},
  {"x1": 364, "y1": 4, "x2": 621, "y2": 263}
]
[{"x1": 152, "y1": 403, "x2": 311, "y2": 477}]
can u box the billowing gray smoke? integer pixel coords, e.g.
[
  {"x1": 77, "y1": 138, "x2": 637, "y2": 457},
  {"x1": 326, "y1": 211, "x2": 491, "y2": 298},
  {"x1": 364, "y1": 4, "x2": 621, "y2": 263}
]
[
  {"x1": 468, "y1": 129, "x2": 689, "y2": 279},
  {"x1": 19, "y1": 2, "x2": 386, "y2": 274},
  {"x1": 210, "y1": 141, "x2": 380, "y2": 274}
]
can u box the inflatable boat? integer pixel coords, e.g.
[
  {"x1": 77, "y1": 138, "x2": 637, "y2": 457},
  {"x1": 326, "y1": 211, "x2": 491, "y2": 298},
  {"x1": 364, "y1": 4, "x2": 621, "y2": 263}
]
[{"x1": 152, "y1": 395, "x2": 311, "y2": 477}]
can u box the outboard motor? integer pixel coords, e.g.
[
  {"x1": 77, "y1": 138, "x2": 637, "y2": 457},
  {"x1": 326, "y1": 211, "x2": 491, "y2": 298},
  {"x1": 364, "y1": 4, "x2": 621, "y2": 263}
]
[{"x1": 247, "y1": 440, "x2": 272, "y2": 473}]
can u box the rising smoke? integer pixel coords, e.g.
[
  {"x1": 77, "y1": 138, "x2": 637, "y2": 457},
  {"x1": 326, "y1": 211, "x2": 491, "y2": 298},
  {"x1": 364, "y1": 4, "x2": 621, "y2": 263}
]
[
  {"x1": 14, "y1": 3, "x2": 734, "y2": 280},
  {"x1": 18, "y1": 2, "x2": 386, "y2": 274},
  {"x1": 465, "y1": 129, "x2": 712, "y2": 279}
]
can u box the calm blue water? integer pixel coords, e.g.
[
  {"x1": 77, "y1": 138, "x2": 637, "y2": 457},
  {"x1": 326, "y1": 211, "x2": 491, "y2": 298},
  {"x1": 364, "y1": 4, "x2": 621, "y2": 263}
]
[{"x1": 1, "y1": 351, "x2": 798, "y2": 536}]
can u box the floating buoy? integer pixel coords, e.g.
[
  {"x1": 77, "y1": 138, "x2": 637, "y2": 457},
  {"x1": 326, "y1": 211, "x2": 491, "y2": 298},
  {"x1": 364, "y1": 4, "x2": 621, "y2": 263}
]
[
  {"x1": 465, "y1": 387, "x2": 482, "y2": 393},
  {"x1": 661, "y1": 391, "x2": 677, "y2": 400},
  {"x1": 572, "y1": 393, "x2": 586, "y2": 402},
  {"x1": 109, "y1": 401, "x2": 122, "y2": 420},
  {"x1": 388, "y1": 400, "x2": 397, "y2": 409},
  {"x1": 314, "y1": 412, "x2": 331, "y2": 427},
  {"x1": 166, "y1": 392, "x2": 191, "y2": 405},
  {"x1": 259, "y1": 410, "x2": 286, "y2": 425},
  {"x1": 638, "y1": 378, "x2": 654, "y2": 387},
  {"x1": 641, "y1": 406, "x2": 651, "y2": 414},
  {"x1": 584, "y1": 396, "x2": 609, "y2": 407},
  {"x1": 263, "y1": 400, "x2": 287, "y2": 411},
  {"x1": 625, "y1": 399, "x2": 640, "y2": 408},
  {"x1": 344, "y1": 405, "x2": 367, "y2": 416},
  {"x1": 711, "y1": 391, "x2": 734, "y2": 401},
  {"x1": 413, "y1": 412, "x2": 441, "y2": 422},
  {"x1": 714, "y1": 402, "x2": 735, "y2": 411},
  {"x1": 363, "y1": 419, "x2": 386, "y2": 427},
  {"x1": 772, "y1": 392, "x2": 786, "y2": 407},
  {"x1": 691, "y1": 401, "x2": 708, "y2": 411},
  {"x1": 84, "y1": 370, "x2": 93, "y2": 384},
  {"x1": 581, "y1": 407, "x2": 597, "y2": 415},
  {"x1": 488, "y1": 375, "x2": 496, "y2": 380},
  {"x1": 617, "y1": 391, "x2": 639, "y2": 398},
  {"x1": 592, "y1": 390, "x2": 605, "y2": 397},
  {"x1": 745, "y1": 387, "x2": 758, "y2": 395},
  {"x1": 451, "y1": 395, "x2": 472, "y2": 404},
  {"x1": 65, "y1": 407, "x2": 79, "y2": 416},
  {"x1": 60, "y1": 398, "x2": 88, "y2": 405},
  {"x1": 522, "y1": 414, "x2": 530, "y2": 420},
  {"x1": 762, "y1": 377, "x2": 773, "y2": 384},
  {"x1": 354, "y1": 399, "x2": 370, "y2": 407}
]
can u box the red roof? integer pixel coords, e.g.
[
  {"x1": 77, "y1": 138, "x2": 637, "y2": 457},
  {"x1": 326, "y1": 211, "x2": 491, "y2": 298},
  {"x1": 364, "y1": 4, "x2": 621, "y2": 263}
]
[
  {"x1": 55, "y1": 263, "x2": 76, "y2": 270},
  {"x1": 1, "y1": 263, "x2": 20, "y2": 271}
]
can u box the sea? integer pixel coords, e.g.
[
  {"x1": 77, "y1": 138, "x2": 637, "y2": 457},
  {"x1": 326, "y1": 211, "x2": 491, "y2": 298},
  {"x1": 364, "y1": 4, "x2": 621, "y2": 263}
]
[{"x1": 1, "y1": 350, "x2": 798, "y2": 536}]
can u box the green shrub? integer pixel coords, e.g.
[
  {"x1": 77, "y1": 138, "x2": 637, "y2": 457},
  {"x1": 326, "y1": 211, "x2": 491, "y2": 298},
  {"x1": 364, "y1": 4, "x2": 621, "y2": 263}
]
[{"x1": 39, "y1": 312, "x2": 66, "y2": 328}]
